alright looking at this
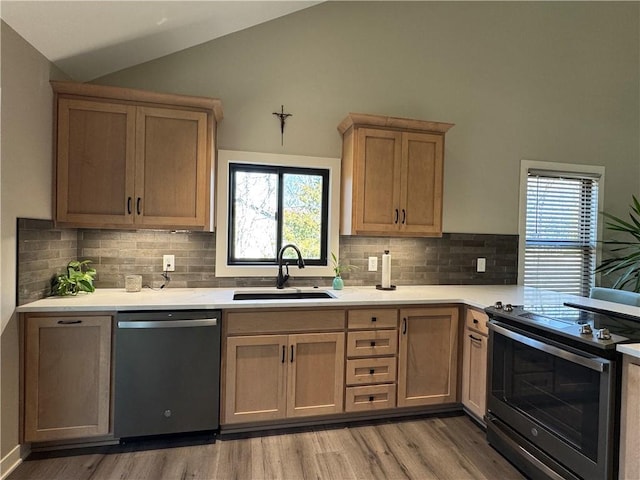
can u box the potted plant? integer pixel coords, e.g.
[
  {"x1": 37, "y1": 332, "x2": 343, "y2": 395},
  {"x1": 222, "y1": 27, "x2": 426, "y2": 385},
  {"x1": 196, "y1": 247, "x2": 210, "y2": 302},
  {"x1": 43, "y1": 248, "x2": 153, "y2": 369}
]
[
  {"x1": 331, "y1": 252, "x2": 357, "y2": 290},
  {"x1": 595, "y1": 195, "x2": 640, "y2": 292},
  {"x1": 51, "y1": 260, "x2": 97, "y2": 296}
]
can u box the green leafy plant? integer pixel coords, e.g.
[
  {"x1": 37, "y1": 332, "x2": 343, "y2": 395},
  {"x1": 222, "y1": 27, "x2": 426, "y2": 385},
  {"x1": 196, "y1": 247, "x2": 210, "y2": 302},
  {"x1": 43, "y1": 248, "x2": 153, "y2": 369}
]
[
  {"x1": 595, "y1": 195, "x2": 640, "y2": 292},
  {"x1": 51, "y1": 260, "x2": 97, "y2": 296},
  {"x1": 331, "y1": 252, "x2": 357, "y2": 277}
]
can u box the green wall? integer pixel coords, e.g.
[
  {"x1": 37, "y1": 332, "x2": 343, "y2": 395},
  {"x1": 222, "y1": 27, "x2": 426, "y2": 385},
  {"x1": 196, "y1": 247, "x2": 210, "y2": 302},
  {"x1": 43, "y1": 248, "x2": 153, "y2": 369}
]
[{"x1": 97, "y1": 1, "x2": 640, "y2": 233}]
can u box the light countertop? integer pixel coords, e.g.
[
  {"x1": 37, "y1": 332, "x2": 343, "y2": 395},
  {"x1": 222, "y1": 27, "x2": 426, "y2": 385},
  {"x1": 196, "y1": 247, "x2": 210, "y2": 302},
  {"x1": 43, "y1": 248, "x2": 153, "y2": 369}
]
[
  {"x1": 15, "y1": 284, "x2": 640, "y2": 318},
  {"x1": 617, "y1": 343, "x2": 640, "y2": 360}
]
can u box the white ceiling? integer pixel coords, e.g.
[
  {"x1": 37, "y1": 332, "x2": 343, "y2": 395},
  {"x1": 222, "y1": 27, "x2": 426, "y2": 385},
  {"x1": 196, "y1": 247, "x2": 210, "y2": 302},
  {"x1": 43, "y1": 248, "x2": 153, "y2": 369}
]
[{"x1": 1, "y1": 1, "x2": 322, "y2": 81}]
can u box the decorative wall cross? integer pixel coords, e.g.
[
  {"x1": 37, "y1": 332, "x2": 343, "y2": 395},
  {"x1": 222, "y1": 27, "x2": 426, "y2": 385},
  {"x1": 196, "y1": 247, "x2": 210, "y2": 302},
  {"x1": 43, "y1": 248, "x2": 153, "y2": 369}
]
[{"x1": 272, "y1": 105, "x2": 292, "y2": 146}]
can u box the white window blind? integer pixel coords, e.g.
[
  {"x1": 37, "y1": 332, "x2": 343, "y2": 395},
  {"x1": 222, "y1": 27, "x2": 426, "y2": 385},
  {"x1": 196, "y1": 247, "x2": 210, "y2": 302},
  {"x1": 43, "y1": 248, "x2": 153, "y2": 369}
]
[{"x1": 524, "y1": 169, "x2": 600, "y2": 296}]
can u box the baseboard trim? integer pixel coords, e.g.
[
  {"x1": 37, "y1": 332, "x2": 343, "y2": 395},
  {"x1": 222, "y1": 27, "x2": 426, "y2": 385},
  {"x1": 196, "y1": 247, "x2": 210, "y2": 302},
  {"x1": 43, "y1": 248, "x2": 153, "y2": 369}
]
[{"x1": 1, "y1": 444, "x2": 27, "y2": 480}]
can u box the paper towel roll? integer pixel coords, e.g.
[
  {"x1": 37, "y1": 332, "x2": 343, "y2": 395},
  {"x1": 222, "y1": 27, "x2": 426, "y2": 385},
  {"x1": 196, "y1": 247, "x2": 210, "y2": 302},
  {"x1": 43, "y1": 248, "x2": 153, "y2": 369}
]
[{"x1": 381, "y1": 250, "x2": 391, "y2": 289}]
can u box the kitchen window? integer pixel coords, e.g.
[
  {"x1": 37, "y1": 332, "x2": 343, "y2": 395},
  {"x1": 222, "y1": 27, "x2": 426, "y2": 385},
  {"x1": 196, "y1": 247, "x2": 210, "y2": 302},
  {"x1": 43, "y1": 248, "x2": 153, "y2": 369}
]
[
  {"x1": 215, "y1": 150, "x2": 340, "y2": 277},
  {"x1": 518, "y1": 160, "x2": 604, "y2": 296},
  {"x1": 228, "y1": 164, "x2": 329, "y2": 265}
]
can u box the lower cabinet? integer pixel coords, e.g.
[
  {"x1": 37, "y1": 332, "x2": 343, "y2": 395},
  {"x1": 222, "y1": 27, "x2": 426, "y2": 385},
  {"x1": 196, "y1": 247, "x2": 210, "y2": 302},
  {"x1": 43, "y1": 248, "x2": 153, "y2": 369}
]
[
  {"x1": 288, "y1": 332, "x2": 345, "y2": 418},
  {"x1": 461, "y1": 307, "x2": 489, "y2": 423},
  {"x1": 345, "y1": 308, "x2": 398, "y2": 412},
  {"x1": 397, "y1": 307, "x2": 459, "y2": 407},
  {"x1": 224, "y1": 328, "x2": 345, "y2": 424},
  {"x1": 225, "y1": 335, "x2": 288, "y2": 423},
  {"x1": 619, "y1": 355, "x2": 640, "y2": 479},
  {"x1": 23, "y1": 314, "x2": 112, "y2": 442}
]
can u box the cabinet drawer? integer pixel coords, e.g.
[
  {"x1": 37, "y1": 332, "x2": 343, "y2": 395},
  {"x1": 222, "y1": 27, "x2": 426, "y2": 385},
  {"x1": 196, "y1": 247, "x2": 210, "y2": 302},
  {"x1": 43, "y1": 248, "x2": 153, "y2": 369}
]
[
  {"x1": 466, "y1": 307, "x2": 489, "y2": 335},
  {"x1": 347, "y1": 330, "x2": 398, "y2": 357},
  {"x1": 348, "y1": 309, "x2": 397, "y2": 330},
  {"x1": 346, "y1": 357, "x2": 397, "y2": 386},
  {"x1": 226, "y1": 309, "x2": 345, "y2": 335},
  {"x1": 345, "y1": 384, "x2": 396, "y2": 412}
]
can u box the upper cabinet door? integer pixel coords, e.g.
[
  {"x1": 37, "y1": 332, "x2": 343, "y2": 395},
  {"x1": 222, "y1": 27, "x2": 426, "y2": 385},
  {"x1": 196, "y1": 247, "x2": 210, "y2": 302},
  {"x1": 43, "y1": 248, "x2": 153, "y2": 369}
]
[
  {"x1": 354, "y1": 128, "x2": 402, "y2": 234},
  {"x1": 56, "y1": 98, "x2": 136, "y2": 227},
  {"x1": 135, "y1": 107, "x2": 208, "y2": 228},
  {"x1": 400, "y1": 132, "x2": 444, "y2": 235}
]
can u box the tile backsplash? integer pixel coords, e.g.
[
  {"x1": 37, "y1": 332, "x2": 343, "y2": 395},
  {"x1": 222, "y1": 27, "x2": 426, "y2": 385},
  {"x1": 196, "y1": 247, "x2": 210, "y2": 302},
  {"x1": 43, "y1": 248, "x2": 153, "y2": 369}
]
[{"x1": 17, "y1": 218, "x2": 517, "y2": 305}]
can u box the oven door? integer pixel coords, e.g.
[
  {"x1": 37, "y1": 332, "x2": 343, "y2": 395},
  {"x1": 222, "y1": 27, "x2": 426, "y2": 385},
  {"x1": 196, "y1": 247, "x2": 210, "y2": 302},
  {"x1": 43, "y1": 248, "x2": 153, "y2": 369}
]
[{"x1": 487, "y1": 321, "x2": 615, "y2": 480}]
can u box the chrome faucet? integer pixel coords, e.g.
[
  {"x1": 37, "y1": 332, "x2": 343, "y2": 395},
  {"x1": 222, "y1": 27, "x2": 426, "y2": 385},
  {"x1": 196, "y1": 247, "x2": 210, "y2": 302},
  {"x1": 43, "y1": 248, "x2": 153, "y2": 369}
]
[{"x1": 276, "y1": 244, "x2": 305, "y2": 289}]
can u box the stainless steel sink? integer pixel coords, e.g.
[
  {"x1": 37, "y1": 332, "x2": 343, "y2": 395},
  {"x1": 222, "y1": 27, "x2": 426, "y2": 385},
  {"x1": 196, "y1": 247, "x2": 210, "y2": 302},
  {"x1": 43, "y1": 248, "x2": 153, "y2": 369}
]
[{"x1": 232, "y1": 289, "x2": 336, "y2": 300}]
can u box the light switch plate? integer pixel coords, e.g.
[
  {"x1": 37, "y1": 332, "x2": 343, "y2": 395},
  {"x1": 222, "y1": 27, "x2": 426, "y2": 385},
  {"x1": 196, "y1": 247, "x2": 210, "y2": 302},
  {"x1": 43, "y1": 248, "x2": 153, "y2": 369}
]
[
  {"x1": 477, "y1": 257, "x2": 486, "y2": 273},
  {"x1": 368, "y1": 256, "x2": 378, "y2": 271}
]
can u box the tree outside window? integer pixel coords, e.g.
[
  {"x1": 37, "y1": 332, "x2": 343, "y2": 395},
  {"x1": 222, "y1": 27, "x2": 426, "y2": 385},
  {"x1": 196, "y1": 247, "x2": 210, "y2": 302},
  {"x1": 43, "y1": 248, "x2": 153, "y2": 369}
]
[{"x1": 229, "y1": 164, "x2": 329, "y2": 265}]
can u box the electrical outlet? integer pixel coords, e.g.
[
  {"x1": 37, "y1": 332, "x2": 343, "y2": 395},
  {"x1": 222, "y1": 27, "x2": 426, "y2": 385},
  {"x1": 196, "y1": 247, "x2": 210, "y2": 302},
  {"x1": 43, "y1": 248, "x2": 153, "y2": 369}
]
[
  {"x1": 163, "y1": 254, "x2": 175, "y2": 272},
  {"x1": 368, "y1": 256, "x2": 378, "y2": 271},
  {"x1": 477, "y1": 257, "x2": 486, "y2": 273}
]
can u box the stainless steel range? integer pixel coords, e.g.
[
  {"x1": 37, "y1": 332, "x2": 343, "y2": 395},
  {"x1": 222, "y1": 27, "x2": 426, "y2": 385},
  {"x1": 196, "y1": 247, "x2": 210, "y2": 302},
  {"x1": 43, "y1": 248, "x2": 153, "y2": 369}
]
[{"x1": 485, "y1": 302, "x2": 640, "y2": 480}]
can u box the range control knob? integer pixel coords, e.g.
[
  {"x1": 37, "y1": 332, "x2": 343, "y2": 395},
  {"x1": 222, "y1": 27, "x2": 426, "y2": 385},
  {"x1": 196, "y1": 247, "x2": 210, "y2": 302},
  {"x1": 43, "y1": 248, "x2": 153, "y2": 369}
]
[
  {"x1": 504, "y1": 304, "x2": 514, "y2": 312},
  {"x1": 494, "y1": 301, "x2": 503, "y2": 309},
  {"x1": 596, "y1": 328, "x2": 611, "y2": 340},
  {"x1": 579, "y1": 324, "x2": 593, "y2": 335}
]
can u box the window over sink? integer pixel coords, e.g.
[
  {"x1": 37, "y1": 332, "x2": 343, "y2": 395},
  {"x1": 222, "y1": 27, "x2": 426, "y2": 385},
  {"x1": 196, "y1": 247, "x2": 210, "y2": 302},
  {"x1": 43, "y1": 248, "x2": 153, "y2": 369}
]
[
  {"x1": 228, "y1": 163, "x2": 329, "y2": 265},
  {"x1": 215, "y1": 150, "x2": 340, "y2": 278}
]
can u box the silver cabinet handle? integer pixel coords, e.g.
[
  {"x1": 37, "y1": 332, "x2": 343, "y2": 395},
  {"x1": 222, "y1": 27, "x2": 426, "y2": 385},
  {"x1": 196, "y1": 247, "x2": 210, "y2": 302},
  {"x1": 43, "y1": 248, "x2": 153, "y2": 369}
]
[{"x1": 118, "y1": 318, "x2": 217, "y2": 329}]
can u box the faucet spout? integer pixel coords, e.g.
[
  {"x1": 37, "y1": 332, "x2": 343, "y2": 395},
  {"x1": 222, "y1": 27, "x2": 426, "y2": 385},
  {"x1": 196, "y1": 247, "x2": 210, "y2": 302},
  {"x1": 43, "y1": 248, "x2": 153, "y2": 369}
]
[{"x1": 276, "y1": 244, "x2": 305, "y2": 289}]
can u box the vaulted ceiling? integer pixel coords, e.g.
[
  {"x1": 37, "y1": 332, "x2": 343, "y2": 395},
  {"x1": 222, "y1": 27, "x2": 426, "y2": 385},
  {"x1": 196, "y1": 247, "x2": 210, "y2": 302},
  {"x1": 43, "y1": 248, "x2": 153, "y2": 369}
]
[{"x1": 1, "y1": 1, "x2": 321, "y2": 81}]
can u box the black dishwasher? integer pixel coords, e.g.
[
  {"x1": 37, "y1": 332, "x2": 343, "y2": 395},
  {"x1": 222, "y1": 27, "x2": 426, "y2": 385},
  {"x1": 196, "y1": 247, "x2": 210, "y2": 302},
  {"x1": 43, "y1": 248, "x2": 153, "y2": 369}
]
[{"x1": 114, "y1": 310, "x2": 221, "y2": 439}]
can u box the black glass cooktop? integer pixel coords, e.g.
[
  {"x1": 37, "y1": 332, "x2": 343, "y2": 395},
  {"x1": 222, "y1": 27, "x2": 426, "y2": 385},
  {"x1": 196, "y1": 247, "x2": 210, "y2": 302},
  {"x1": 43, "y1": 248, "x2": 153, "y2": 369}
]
[{"x1": 486, "y1": 302, "x2": 640, "y2": 350}]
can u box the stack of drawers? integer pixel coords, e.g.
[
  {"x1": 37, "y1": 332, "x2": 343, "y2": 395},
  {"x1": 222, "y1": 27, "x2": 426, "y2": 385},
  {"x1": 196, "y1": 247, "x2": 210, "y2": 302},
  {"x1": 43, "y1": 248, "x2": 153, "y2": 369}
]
[{"x1": 345, "y1": 309, "x2": 398, "y2": 412}]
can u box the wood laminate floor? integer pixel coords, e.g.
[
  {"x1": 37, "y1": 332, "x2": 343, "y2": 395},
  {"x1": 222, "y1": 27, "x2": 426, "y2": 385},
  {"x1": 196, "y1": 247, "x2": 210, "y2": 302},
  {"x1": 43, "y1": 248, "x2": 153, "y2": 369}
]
[{"x1": 9, "y1": 415, "x2": 525, "y2": 480}]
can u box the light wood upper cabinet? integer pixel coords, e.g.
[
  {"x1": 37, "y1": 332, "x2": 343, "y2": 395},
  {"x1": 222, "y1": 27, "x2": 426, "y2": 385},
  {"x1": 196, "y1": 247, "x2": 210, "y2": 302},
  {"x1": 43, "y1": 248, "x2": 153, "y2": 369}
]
[
  {"x1": 338, "y1": 113, "x2": 454, "y2": 237},
  {"x1": 52, "y1": 81, "x2": 222, "y2": 230},
  {"x1": 56, "y1": 98, "x2": 136, "y2": 227},
  {"x1": 397, "y1": 306, "x2": 459, "y2": 407},
  {"x1": 23, "y1": 314, "x2": 112, "y2": 442},
  {"x1": 134, "y1": 106, "x2": 208, "y2": 227}
]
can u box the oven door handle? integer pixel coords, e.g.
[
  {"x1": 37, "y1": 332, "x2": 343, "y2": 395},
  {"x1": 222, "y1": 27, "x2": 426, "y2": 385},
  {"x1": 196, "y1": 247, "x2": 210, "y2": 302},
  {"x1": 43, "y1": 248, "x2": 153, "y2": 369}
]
[{"x1": 488, "y1": 322, "x2": 609, "y2": 372}]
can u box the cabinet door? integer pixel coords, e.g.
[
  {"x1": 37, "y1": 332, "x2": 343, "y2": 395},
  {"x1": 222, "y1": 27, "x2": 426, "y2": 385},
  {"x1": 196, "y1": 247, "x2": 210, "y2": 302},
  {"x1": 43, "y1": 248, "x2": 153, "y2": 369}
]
[
  {"x1": 224, "y1": 335, "x2": 288, "y2": 424},
  {"x1": 56, "y1": 98, "x2": 136, "y2": 226},
  {"x1": 619, "y1": 357, "x2": 640, "y2": 479},
  {"x1": 461, "y1": 328, "x2": 487, "y2": 421},
  {"x1": 399, "y1": 132, "x2": 443, "y2": 235},
  {"x1": 24, "y1": 315, "x2": 112, "y2": 442},
  {"x1": 354, "y1": 128, "x2": 402, "y2": 234},
  {"x1": 287, "y1": 332, "x2": 345, "y2": 418},
  {"x1": 397, "y1": 307, "x2": 459, "y2": 407},
  {"x1": 135, "y1": 107, "x2": 209, "y2": 228}
]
